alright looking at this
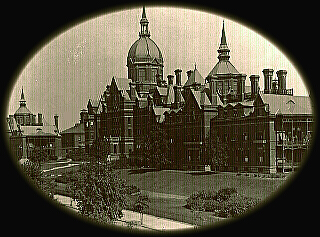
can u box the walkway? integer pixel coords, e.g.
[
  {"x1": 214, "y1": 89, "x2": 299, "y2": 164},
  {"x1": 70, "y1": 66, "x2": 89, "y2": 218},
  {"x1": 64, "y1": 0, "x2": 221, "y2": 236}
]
[
  {"x1": 140, "y1": 190, "x2": 187, "y2": 200},
  {"x1": 42, "y1": 163, "x2": 79, "y2": 173},
  {"x1": 54, "y1": 194, "x2": 195, "y2": 231}
]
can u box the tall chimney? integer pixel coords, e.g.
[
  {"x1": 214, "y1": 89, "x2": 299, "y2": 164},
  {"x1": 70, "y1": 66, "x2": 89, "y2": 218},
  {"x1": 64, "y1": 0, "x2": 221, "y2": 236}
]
[
  {"x1": 167, "y1": 75, "x2": 174, "y2": 86},
  {"x1": 262, "y1": 69, "x2": 273, "y2": 94},
  {"x1": 54, "y1": 114, "x2": 59, "y2": 132},
  {"x1": 38, "y1": 113, "x2": 43, "y2": 125},
  {"x1": 186, "y1": 70, "x2": 192, "y2": 80},
  {"x1": 237, "y1": 74, "x2": 247, "y2": 101},
  {"x1": 250, "y1": 75, "x2": 260, "y2": 97},
  {"x1": 174, "y1": 69, "x2": 182, "y2": 86},
  {"x1": 276, "y1": 70, "x2": 287, "y2": 93}
]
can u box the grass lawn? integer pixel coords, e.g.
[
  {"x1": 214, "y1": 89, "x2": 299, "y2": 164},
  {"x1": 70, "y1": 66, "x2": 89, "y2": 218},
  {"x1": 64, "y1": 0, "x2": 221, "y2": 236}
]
[
  {"x1": 53, "y1": 168, "x2": 289, "y2": 227},
  {"x1": 115, "y1": 169, "x2": 288, "y2": 226},
  {"x1": 115, "y1": 169, "x2": 286, "y2": 200}
]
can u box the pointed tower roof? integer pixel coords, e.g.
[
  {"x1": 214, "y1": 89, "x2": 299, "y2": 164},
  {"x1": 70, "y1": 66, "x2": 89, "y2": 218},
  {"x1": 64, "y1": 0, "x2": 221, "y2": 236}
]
[
  {"x1": 15, "y1": 87, "x2": 32, "y2": 115},
  {"x1": 19, "y1": 87, "x2": 26, "y2": 106},
  {"x1": 217, "y1": 21, "x2": 230, "y2": 61},
  {"x1": 207, "y1": 21, "x2": 240, "y2": 78},
  {"x1": 184, "y1": 65, "x2": 205, "y2": 87},
  {"x1": 142, "y1": 5, "x2": 147, "y2": 19},
  {"x1": 139, "y1": 5, "x2": 150, "y2": 38}
]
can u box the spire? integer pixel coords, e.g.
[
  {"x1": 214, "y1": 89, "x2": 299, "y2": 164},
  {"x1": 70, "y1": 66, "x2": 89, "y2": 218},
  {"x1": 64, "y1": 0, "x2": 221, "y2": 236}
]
[
  {"x1": 139, "y1": 6, "x2": 150, "y2": 37},
  {"x1": 19, "y1": 87, "x2": 26, "y2": 107},
  {"x1": 218, "y1": 20, "x2": 230, "y2": 61},
  {"x1": 142, "y1": 5, "x2": 146, "y2": 19}
]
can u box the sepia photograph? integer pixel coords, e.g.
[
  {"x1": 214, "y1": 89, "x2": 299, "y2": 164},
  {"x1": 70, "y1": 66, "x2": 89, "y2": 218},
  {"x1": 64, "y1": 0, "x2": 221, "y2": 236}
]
[{"x1": 3, "y1": 3, "x2": 317, "y2": 236}]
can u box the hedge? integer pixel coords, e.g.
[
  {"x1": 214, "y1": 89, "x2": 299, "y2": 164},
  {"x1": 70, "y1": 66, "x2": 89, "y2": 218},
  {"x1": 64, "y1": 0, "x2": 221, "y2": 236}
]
[{"x1": 186, "y1": 188, "x2": 260, "y2": 218}]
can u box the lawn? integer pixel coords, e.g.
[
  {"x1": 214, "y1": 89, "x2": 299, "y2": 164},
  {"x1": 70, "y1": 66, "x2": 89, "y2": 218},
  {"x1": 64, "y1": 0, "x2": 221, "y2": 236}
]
[
  {"x1": 52, "y1": 167, "x2": 289, "y2": 226},
  {"x1": 115, "y1": 169, "x2": 287, "y2": 200},
  {"x1": 115, "y1": 169, "x2": 288, "y2": 226}
]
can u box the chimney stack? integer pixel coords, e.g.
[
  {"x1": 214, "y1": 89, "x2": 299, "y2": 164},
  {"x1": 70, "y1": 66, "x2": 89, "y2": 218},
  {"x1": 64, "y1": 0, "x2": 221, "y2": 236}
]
[
  {"x1": 249, "y1": 75, "x2": 260, "y2": 97},
  {"x1": 54, "y1": 114, "x2": 59, "y2": 132},
  {"x1": 186, "y1": 70, "x2": 192, "y2": 80},
  {"x1": 262, "y1": 69, "x2": 274, "y2": 94},
  {"x1": 174, "y1": 69, "x2": 182, "y2": 86},
  {"x1": 237, "y1": 74, "x2": 247, "y2": 101},
  {"x1": 167, "y1": 75, "x2": 174, "y2": 86},
  {"x1": 276, "y1": 70, "x2": 287, "y2": 93},
  {"x1": 38, "y1": 113, "x2": 43, "y2": 125}
]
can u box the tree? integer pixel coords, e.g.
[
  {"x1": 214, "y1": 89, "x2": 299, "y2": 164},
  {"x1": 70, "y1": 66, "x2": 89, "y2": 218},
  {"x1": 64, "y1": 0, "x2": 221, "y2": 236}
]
[
  {"x1": 203, "y1": 130, "x2": 229, "y2": 171},
  {"x1": 68, "y1": 138, "x2": 126, "y2": 225},
  {"x1": 28, "y1": 146, "x2": 49, "y2": 164},
  {"x1": 140, "y1": 125, "x2": 170, "y2": 169},
  {"x1": 20, "y1": 159, "x2": 56, "y2": 199},
  {"x1": 133, "y1": 194, "x2": 150, "y2": 225},
  {"x1": 88, "y1": 137, "x2": 110, "y2": 162}
]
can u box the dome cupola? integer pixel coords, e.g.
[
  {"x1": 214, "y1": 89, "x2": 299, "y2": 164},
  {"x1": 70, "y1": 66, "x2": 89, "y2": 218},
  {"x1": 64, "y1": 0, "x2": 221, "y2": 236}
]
[{"x1": 127, "y1": 6, "x2": 164, "y2": 95}]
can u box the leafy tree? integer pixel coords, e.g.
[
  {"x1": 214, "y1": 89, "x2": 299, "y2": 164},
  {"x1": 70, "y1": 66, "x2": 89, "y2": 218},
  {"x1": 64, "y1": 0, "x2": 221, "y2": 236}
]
[
  {"x1": 20, "y1": 159, "x2": 56, "y2": 199},
  {"x1": 132, "y1": 194, "x2": 150, "y2": 225},
  {"x1": 28, "y1": 146, "x2": 49, "y2": 163},
  {"x1": 70, "y1": 162, "x2": 127, "y2": 224},
  {"x1": 203, "y1": 130, "x2": 229, "y2": 171},
  {"x1": 140, "y1": 125, "x2": 170, "y2": 169},
  {"x1": 88, "y1": 137, "x2": 110, "y2": 162},
  {"x1": 67, "y1": 138, "x2": 126, "y2": 225}
]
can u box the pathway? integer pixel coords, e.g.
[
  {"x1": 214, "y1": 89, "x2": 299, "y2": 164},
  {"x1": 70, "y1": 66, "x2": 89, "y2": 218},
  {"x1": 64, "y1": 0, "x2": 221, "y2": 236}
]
[{"x1": 54, "y1": 194, "x2": 195, "y2": 231}]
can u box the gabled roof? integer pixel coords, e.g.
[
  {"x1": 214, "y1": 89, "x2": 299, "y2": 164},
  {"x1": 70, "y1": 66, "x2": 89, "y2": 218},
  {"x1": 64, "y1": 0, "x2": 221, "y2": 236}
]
[
  {"x1": 190, "y1": 89, "x2": 212, "y2": 108},
  {"x1": 156, "y1": 86, "x2": 167, "y2": 96},
  {"x1": 152, "y1": 106, "x2": 170, "y2": 123},
  {"x1": 60, "y1": 123, "x2": 84, "y2": 134},
  {"x1": 112, "y1": 77, "x2": 131, "y2": 91},
  {"x1": 184, "y1": 68, "x2": 205, "y2": 87},
  {"x1": 88, "y1": 99, "x2": 99, "y2": 108},
  {"x1": 260, "y1": 94, "x2": 313, "y2": 115},
  {"x1": 165, "y1": 85, "x2": 175, "y2": 105}
]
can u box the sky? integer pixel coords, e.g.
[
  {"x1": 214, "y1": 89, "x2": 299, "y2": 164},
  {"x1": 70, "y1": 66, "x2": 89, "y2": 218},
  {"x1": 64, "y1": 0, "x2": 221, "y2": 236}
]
[{"x1": 7, "y1": 6, "x2": 309, "y2": 131}]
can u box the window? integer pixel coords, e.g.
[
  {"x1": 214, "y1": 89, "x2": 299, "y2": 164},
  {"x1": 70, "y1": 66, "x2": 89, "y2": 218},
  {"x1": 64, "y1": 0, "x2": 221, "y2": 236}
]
[
  {"x1": 139, "y1": 69, "x2": 145, "y2": 81},
  {"x1": 244, "y1": 157, "x2": 249, "y2": 162},
  {"x1": 128, "y1": 128, "x2": 132, "y2": 137},
  {"x1": 259, "y1": 157, "x2": 263, "y2": 163},
  {"x1": 78, "y1": 136, "x2": 81, "y2": 141},
  {"x1": 114, "y1": 144, "x2": 117, "y2": 154},
  {"x1": 128, "y1": 117, "x2": 131, "y2": 125}
]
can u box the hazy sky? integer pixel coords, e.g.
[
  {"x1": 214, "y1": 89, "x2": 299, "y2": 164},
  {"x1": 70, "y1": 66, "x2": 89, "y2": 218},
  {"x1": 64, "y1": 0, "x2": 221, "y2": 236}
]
[{"x1": 7, "y1": 6, "x2": 309, "y2": 131}]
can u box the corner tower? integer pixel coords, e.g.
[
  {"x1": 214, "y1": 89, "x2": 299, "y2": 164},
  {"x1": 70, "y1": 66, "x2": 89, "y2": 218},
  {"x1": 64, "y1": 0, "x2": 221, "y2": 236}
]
[
  {"x1": 206, "y1": 21, "x2": 246, "y2": 104},
  {"x1": 127, "y1": 6, "x2": 164, "y2": 96}
]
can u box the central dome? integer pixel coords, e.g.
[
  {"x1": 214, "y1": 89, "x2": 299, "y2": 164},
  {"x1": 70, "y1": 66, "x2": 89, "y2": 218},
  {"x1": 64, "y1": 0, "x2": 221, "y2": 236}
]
[
  {"x1": 127, "y1": 37, "x2": 163, "y2": 65},
  {"x1": 126, "y1": 7, "x2": 164, "y2": 94}
]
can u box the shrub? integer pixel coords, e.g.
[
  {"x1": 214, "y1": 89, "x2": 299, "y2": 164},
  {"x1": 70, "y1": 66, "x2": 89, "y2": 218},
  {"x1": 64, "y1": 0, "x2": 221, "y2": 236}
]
[
  {"x1": 217, "y1": 193, "x2": 259, "y2": 218},
  {"x1": 186, "y1": 188, "x2": 260, "y2": 218},
  {"x1": 216, "y1": 187, "x2": 237, "y2": 202}
]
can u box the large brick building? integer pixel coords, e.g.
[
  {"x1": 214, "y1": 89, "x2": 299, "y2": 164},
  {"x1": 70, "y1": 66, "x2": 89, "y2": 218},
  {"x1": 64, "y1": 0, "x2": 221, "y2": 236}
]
[{"x1": 76, "y1": 6, "x2": 313, "y2": 172}]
